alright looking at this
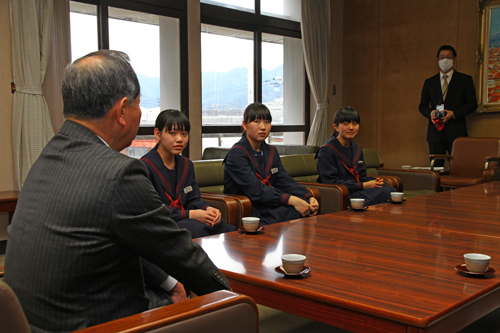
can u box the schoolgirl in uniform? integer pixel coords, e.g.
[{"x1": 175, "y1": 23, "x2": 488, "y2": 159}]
[
  {"x1": 316, "y1": 106, "x2": 395, "y2": 206},
  {"x1": 223, "y1": 103, "x2": 319, "y2": 225},
  {"x1": 141, "y1": 109, "x2": 236, "y2": 238}
]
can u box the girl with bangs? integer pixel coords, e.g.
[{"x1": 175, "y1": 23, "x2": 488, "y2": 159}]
[
  {"x1": 316, "y1": 106, "x2": 395, "y2": 206},
  {"x1": 224, "y1": 103, "x2": 319, "y2": 226},
  {"x1": 141, "y1": 109, "x2": 236, "y2": 238}
]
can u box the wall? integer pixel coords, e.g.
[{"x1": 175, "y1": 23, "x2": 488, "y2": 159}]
[
  {"x1": 0, "y1": 0, "x2": 14, "y2": 239},
  {"x1": 341, "y1": 0, "x2": 500, "y2": 168}
]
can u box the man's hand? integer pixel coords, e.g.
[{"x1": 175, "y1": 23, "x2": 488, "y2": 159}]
[
  {"x1": 431, "y1": 110, "x2": 438, "y2": 121},
  {"x1": 441, "y1": 110, "x2": 454, "y2": 124},
  {"x1": 168, "y1": 282, "x2": 187, "y2": 304}
]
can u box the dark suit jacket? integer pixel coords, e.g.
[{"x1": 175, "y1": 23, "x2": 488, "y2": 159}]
[
  {"x1": 4, "y1": 120, "x2": 230, "y2": 333},
  {"x1": 418, "y1": 70, "x2": 477, "y2": 143}
]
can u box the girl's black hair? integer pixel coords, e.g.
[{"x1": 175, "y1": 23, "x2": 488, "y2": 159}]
[
  {"x1": 332, "y1": 106, "x2": 360, "y2": 137},
  {"x1": 242, "y1": 103, "x2": 272, "y2": 136},
  {"x1": 155, "y1": 109, "x2": 191, "y2": 133}
]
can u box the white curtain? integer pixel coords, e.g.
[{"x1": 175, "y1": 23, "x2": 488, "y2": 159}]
[
  {"x1": 301, "y1": 0, "x2": 330, "y2": 146},
  {"x1": 10, "y1": 0, "x2": 55, "y2": 190},
  {"x1": 43, "y1": 0, "x2": 71, "y2": 134}
]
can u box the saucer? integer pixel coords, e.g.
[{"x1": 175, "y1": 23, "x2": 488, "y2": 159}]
[
  {"x1": 238, "y1": 226, "x2": 264, "y2": 234},
  {"x1": 455, "y1": 264, "x2": 495, "y2": 275},
  {"x1": 347, "y1": 206, "x2": 368, "y2": 211},
  {"x1": 388, "y1": 199, "x2": 406, "y2": 204},
  {"x1": 275, "y1": 265, "x2": 311, "y2": 276}
]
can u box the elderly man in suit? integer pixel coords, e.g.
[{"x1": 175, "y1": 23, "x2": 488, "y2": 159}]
[
  {"x1": 419, "y1": 45, "x2": 477, "y2": 167},
  {"x1": 4, "y1": 50, "x2": 230, "y2": 332}
]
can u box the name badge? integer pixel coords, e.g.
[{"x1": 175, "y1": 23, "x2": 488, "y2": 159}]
[
  {"x1": 271, "y1": 167, "x2": 279, "y2": 174},
  {"x1": 357, "y1": 160, "x2": 364, "y2": 165},
  {"x1": 436, "y1": 104, "x2": 444, "y2": 112},
  {"x1": 183, "y1": 186, "x2": 193, "y2": 194}
]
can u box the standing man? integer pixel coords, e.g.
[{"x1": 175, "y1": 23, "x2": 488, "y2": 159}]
[
  {"x1": 419, "y1": 45, "x2": 477, "y2": 166},
  {"x1": 4, "y1": 50, "x2": 230, "y2": 333}
]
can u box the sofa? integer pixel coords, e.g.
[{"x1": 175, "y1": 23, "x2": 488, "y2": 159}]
[
  {"x1": 363, "y1": 149, "x2": 441, "y2": 199},
  {"x1": 193, "y1": 156, "x2": 348, "y2": 218},
  {"x1": 0, "y1": 277, "x2": 258, "y2": 333},
  {"x1": 202, "y1": 144, "x2": 319, "y2": 160}
]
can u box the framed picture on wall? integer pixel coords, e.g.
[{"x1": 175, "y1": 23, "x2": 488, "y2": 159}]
[{"x1": 477, "y1": 0, "x2": 500, "y2": 112}]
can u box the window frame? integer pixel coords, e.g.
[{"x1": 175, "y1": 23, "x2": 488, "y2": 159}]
[
  {"x1": 200, "y1": 1, "x2": 310, "y2": 141},
  {"x1": 70, "y1": 0, "x2": 189, "y2": 151}
]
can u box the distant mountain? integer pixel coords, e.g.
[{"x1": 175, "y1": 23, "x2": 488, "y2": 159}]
[
  {"x1": 137, "y1": 74, "x2": 160, "y2": 109},
  {"x1": 135, "y1": 64, "x2": 284, "y2": 110}
]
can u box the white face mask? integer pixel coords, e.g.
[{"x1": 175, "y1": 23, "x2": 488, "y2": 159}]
[{"x1": 439, "y1": 58, "x2": 454, "y2": 72}]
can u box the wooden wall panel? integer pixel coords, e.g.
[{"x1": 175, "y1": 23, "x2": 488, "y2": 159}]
[
  {"x1": 341, "y1": 0, "x2": 500, "y2": 169},
  {"x1": 342, "y1": 0, "x2": 380, "y2": 151}
]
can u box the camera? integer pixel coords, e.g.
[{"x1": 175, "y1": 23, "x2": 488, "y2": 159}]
[{"x1": 434, "y1": 110, "x2": 446, "y2": 119}]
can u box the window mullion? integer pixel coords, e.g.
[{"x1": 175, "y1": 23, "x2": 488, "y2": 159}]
[
  {"x1": 97, "y1": 1, "x2": 109, "y2": 49},
  {"x1": 255, "y1": 29, "x2": 262, "y2": 103}
]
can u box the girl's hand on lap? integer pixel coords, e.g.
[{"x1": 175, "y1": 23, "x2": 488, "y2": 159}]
[
  {"x1": 309, "y1": 197, "x2": 319, "y2": 215},
  {"x1": 206, "y1": 207, "x2": 221, "y2": 226},
  {"x1": 374, "y1": 178, "x2": 384, "y2": 187},
  {"x1": 190, "y1": 209, "x2": 217, "y2": 227},
  {"x1": 289, "y1": 196, "x2": 311, "y2": 217}
]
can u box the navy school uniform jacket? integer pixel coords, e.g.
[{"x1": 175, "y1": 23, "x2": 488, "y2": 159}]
[
  {"x1": 141, "y1": 147, "x2": 235, "y2": 238},
  {"x1": 223, "y1": 137, "x2": 312, "y2": 225},
  {"x1": 315, "y1": 137, "x2": 373, "y2": 192},
  {"x1": 316, "y1": 136, "x2": 394, "y2": 206}
]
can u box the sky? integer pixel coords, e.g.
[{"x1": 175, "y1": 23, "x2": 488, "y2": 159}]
[{"x1": 70, "y1": 0, "x2": 287, "y2": 78}]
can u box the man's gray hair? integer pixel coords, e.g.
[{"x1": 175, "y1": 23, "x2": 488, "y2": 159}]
[{"x1": 62, "y1": 50, "x2": 140, "y2": 119}]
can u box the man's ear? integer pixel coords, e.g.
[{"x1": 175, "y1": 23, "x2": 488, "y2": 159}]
[{"x1": 115, "y1": 97, "x2": 129, "y2": 127}]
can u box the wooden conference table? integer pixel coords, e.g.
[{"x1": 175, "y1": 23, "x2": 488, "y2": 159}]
[{"x1": 195, "y1": 182, "x2": 500, "y2": 332}]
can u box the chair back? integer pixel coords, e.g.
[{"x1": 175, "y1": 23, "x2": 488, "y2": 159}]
[
  {"x1": 193, "y1": 159, "x2": 225, "y2": 193},
  {"x1": 363, "y1": 149, "x2": 380, "y2": 176},
  {"x1": 450, "y1": 137, "x2": 500, "y2": 178},
  {"x1": 0, "y1": 280, "x2": 31, "y2": 333}
]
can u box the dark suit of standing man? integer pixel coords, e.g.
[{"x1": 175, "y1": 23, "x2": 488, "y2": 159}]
[
  {"x1": 4, "y1": 50, "x2": 230, "y2": 333},
  {"x1": 419, "y1": 45, "x2": 477, "y2": 166}
]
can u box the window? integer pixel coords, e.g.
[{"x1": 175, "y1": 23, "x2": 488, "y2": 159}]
[
  {"x1": 201, "y1": 25, "x2": 253, "y2": 126},
  {"x1": 69, "y1": 2, "x2": 98, "y2": 61},
  {"x1": 70, "y1": 0, "x2": 185, "y2": 158},
  {"x1": 200, "y1": 0, "x2": 308, "y2": 150}
]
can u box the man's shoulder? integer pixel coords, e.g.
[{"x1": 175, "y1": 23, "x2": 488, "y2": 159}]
[
  {"x1": 424, "y1": 73, "x2": 440, "y2": 83},
  {"x1": 452, "y1": 71, "x2": 473, "y2": 81}
]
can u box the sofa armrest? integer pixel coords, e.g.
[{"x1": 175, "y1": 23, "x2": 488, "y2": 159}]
[
  {"x1": 200, "y1": 193, "x2": 252, "y2": 228},
  {"x1": 76, "y1": 290, "x2": 258, "y2": 333},
  {"x1": 200, "y1": 193, "x2": 243, "y2": 228},
  {"x1": 485, "y1": 156, "x2": 500, "y2": 170},
  {"x1": 378, "y1": 169, "x2": 441, "y2": 192},
  {"x1": 430, "y1": 154, "x2": 450, "y2": 170},
  {"x1": 297, "y1": 182, "x2": 349, "y2": 214}
]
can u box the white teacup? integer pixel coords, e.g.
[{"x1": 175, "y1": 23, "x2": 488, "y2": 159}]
[
  {"x1": 390, "y1": 192, "x2": 404, "y2": 202},
  {"x1": 350, "y1": 198, "x2": 365, "y2": 210},
  {"x1": 281, "y1": 254, "x2": 306, "y2": 274},
  {"x1": 242, "y1": 217, "x2": 260, "y2": 232},
  {"x1": 464, "y1": 253, "x2": 491, "y2": 273}
]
